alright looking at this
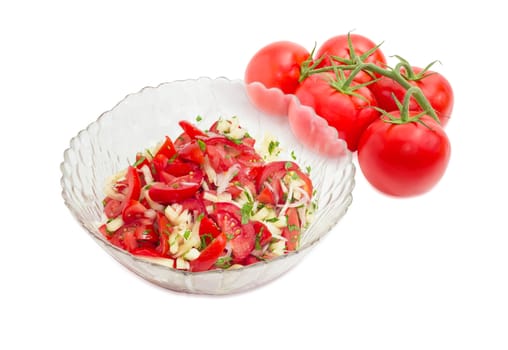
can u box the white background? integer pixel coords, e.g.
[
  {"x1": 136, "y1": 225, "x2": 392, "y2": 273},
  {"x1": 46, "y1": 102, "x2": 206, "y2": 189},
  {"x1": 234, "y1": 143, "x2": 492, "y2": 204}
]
[{"x1": 1, "y1": 1, "x2": 507, "y2": 349}]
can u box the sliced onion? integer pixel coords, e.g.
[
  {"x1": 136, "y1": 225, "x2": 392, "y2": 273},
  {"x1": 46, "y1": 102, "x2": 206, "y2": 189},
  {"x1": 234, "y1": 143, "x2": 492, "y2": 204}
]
[
  {"x1": 140, "y1": 164, "x2": 154, "y2": 184},
  {"x1": 216, "y1": 164, "x2": 240, "y2": 195}
]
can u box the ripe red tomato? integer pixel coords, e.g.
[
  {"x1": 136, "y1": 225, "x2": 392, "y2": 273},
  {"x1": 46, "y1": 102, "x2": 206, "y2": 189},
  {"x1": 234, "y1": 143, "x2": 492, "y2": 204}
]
[
  {"x1": 295, "y1": 73, "x2": 380, "y2": 151},
  {"x1": 357, "y1": 113, "x2": 451, "y2": 197},
  {"x1": 368, "y1": 67, "x2": 454, "y2": 126},
  {"x1": 316, "y1": 34, "x2": 386, "y2": 84},
  {"x1": 245, "y1": 41, "x2": 310, "y2": 94}
]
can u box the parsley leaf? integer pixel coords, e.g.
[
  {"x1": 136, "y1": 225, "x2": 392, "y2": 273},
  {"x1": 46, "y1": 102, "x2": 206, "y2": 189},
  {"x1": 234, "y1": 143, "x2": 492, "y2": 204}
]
[{"x1": 241, "y1": 202, "x2": 253, "y2": 225}]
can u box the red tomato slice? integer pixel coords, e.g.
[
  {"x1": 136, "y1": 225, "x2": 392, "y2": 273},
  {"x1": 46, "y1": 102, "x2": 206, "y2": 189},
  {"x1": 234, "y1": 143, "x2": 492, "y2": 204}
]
[
  {"x1": 123, "y1": 228, "x2": 138, "y2": 252},
  {"x1": 231, "y1": 222, "x2": 256, "y2": 261},
  {"x1": 131, "y1": 247, "x2": 164, "y2": 258},
  {"x1": 213, "y1": 210, "x2": 242, "y2": 241},
  {"x1": 179, "y1": 141, "x2": 205, "y2": 165},
  {"x1": 104, "y1": 198, "x2": 123, "y2": 218},
  {"x1": 256, "y1": 187, "x2": 276, "y2": 205},
  {"x1": 122, "y1": 166, "x2": 141, "y2": 210},
  {"x1": 155, "y1": 213, "x2": 170, "y2": 256},
  {"x1": 134, "y1": 225, "x2": 159, "y2": 248},
  {"x1": 213, "y1": 203, "x2": 242, "y2": 223},
  {"x1": 134, "y1": 152, "x2": 150, "y2": 170},
  {"x1": 178, "y1": 120, "x2": 207, "y2": 139},
  {"x1": 148, "y1": 171, "x2": 203, "y2": 204},
  {"x1": 154, "y1": 136, "x2": 177, "y2": 159},
  {"x1": 190, "y1": 232, "x2": 227, "y2": 272},
  {"x1": 199, "y1": 216, "x2": 222, "y2": 238},
  {"x1": 174, "y1": 132, "x2": 192, "y2": 149},
  {"x1": 122, "y1": 199, "x2": 148, "y2": 224},
  {"x1": 165, "y1": 159, "x2": 199, "y2": 177},
  {"x1": 252, "y1": 221, "x2": 272, "y2": 247},
  {"x1": 256, "y1": 161, "x2": 299, "y2": 190},
  {"x1": 283, "y1": 207, "x2": 301, "y2": 251}
]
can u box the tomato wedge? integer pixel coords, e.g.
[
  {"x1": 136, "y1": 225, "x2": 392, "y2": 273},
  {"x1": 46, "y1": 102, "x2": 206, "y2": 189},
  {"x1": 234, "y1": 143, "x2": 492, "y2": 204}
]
[
  {"x1": 178, "y1": 120, "x2": 207, "y2": 139},
  {"x1": 231, "y1": 222, "x2": 256, "y2": 261},
  {"x1": 283, "y1": 207, "x2": 301, "y2": 251},
  {"x1": 190, "y1": 232, "x2": 227, "y2": 272},
  {"x1": 121, "y1": 166, "x2": 141, "y2": 210},
  {"x1": 148, "y1": 171, "x2": 203, "y2": 204},
  {"x1": 154, "y1": 136, "x2": 177, "y2": 159}
]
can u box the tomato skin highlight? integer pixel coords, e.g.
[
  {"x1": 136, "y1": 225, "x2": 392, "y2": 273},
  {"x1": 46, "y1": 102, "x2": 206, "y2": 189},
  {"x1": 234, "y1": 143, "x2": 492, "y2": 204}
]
[
  {"x1": 316, "y1": 34, "x2": 386, "y2": 84},
  {"x1": 295, "y1": 73, "x2": 380, "y2": 151},
  {"x1": 358, "y1": 113, "x2": 451, "y2": 197},
  {"x1": 245, "y1": 41, "x2": 310, "y2": 94},
  {"x1": 369, "y1": 67, "x2": 454, "y2": 127}
]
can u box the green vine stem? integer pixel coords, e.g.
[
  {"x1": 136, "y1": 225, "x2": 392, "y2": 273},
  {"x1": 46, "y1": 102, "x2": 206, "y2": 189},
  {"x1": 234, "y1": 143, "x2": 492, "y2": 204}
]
[{"x1": 299, "y1": 51, "x2": 441, "y2": 124}]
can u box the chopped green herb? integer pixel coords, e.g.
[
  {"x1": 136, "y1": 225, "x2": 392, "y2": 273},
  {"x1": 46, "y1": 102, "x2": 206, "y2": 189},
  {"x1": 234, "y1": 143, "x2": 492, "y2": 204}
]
[
  {"x1": 312, "y1": 189, "x2": 317, "y2": 196},
  {"x1": 133, "y1": 156, "x2": 146, "y2": 167},
  {"x1": 168, "y1": 154, "x2": 178, "y2": 163},
  {"x1": 291, "y1": 150, "x2": 296, "y2": 160},
  {"x1": 199, "y1": 233, "x2": 213, "y2": 250},
  {"x1": 226, "y1": 233, "x2": 234, "y2": 240},
  {"x1": 241, "y1": 202, "x2": 253, "y2": 224},
  {"x1": 197, "y1": 139, "x2": 206, "y2": 152},
  {"x1": 106, "y1": 218, "x2": 115, "y2": 223},
  {"x1": 268, "y1": 140, "x2": 280, "y2": 155},
  {"x1": 146, "y1": 149, "x2": 154, "y2": 158},
  {"x1": 306, "y1": 165, "x2": 311, "y2": 174},
  {"x1": 183, "y1": 229, "x2": 191, "y2": 240},
  {"x1": 215, "y1": 256, "x2": 232, "y2": 269},
  {"x1": 244, "y1": 132, "x2": 251, "y2": 138},
  {"x1": 172, "y1": 183, "x2": 179, "y2": 189},
  {"x1": 265, "y1": 217, "x2": 279, "y2": 223},
  {"x1": 255, "y1": 229, "x2": 263, "y2": 250},
  {"x1": 288, "y1": 224, "x2": 300, "y2": 232},
  {"x1": 196, "y1": 115, "x2": 203, "y2": 122},
  {"x1": 196, "y1": 212, "x2": 205, "y2": 222},
  {"x1": 102, "y1": 199, "x2": 107, "y2": 207},
  {"x1": 243, "y1": 190, "x2": 253, "y2": 203},
  {"x1": 285, "y1": 161, "x2": 293, "y2": 170}
]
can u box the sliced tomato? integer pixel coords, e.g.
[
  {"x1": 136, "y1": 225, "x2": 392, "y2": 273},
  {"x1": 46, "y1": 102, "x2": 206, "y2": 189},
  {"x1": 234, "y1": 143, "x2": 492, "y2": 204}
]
[
  {"x1": 122, "y1": 166, "x2": 141, "y2": 209},
  {"x1": 213, "y1": 203, "x2": 242, "y2": 222},
  {"x1": 148, "y1": 171, "x2": 203, "y2": 204},
  {"x1": 178, "y1": 120, "x2": 207, "y2": 139},
  {"x1": 252, "y1": 221, "x2": 272, "y2": 247},
  {"x1": 151, "y1": 153, "x2": 168, "y2": 179},
  {"x1": 213, "y1": 210, "x2": 242, "y2": 241},
  {"x1": 241, "y1": 255, "x2": 262, "y2": 266},
  {"x1": 134, "y1": 225, "x2": 159, "y2": 248},
  {"x1": 199, "y1": 215, "x2": 222, "y2": 238},
  {"x1": 123, "y1": 228, "x2": 138, "y2": 252},
  {"x1": 179, "y1": 141, "x2": 205, "y2": 165},
  {"x1": 180, "y1": 197, "x2": 206, "y2": 218},
  {"x1": 155, "y1": 136, "x2": 177, "y2": 159},
  {"x1": 231, "y1": 222, "x2": 256, "y2": 261},
  {"x1": 256, "y1": 161, "x2": 299, "y2": 190},
  {"x1": 133, "y1": 152, "x2": 150, "y2": 170},
  {"x1": 190, "y1": 232, "x2": 227, "y2": 272},
  {"x1": 122, "y1": 199, "x2": 148, "y2": 224},
  {"x1": 155, "y1": 213, "x2": 170, "y2": 256},
  {"x1": 131, "y1": 247, "x2": 164, "y2": 258},
  {"x1": 174, "y1": 132, "x2": 192, "y2": 149},
  {"x1": 283, "y1": 207, "x2": 301, "y2": 251},
  {"x1": 104, "y1": 198, "x2": 122, "y2": 219},
  {"x1": 256, "y1": 187, "x2": 276, "y2": 205},
  {"x1": 165, "y1": 159, "x2": 199, "y2": 177},
  {"x1": 99, "y1": 224, "x2": 109, "y2": 239}
]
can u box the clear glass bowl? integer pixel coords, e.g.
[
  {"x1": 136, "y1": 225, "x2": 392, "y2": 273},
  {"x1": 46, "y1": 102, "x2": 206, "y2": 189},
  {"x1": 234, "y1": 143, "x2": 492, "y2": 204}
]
[{"x1": 60, "y1": 77, "x2": 355, "y2": 295}]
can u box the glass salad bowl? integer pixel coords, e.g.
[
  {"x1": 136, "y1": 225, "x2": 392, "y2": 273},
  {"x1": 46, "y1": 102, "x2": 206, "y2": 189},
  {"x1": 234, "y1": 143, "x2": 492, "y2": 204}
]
[{"x1": 60, "y1": 77, "x2": 354, "y2": 295}]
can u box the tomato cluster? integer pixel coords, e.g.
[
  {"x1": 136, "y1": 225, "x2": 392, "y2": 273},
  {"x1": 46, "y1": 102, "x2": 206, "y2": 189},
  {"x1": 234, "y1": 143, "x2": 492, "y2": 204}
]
[{"x1": 245, "y1": 33, "x2": 453, "y2": 197}]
